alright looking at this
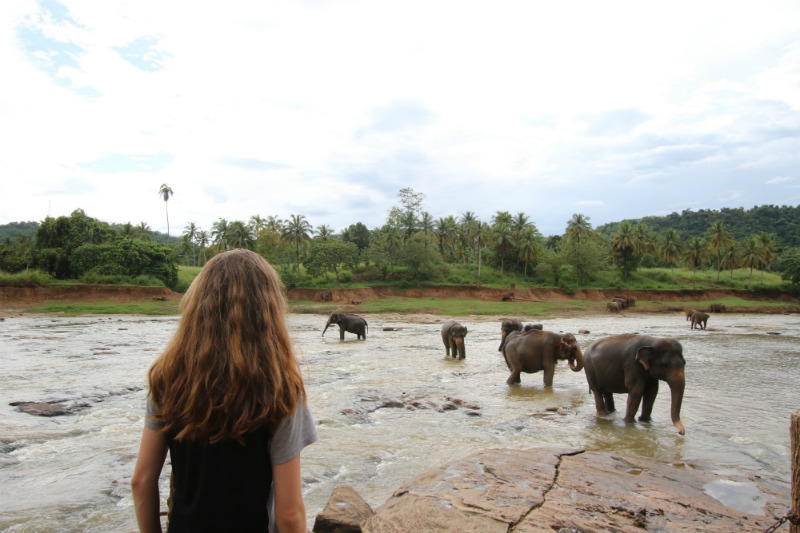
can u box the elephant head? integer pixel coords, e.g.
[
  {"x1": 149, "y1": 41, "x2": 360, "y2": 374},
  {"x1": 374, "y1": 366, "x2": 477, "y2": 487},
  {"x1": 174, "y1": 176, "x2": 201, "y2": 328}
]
[
  {"x1": 559, "y1": 333, "x2": 584, "y2": 372},
  {"x1": 635, "y1": 340, "x2": 686, "y2": 435},
  {"x1": 322, "y1": 312, "x2": 344, "y2": 336},
  {"x1": 498, "y1": 319, "x2": 522, "y2": 351}
]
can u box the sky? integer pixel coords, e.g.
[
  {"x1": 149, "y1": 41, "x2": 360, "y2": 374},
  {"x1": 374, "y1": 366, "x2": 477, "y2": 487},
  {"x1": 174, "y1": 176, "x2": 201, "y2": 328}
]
[{"x1": 1, "y1": 1, "x2": 799, "y2": 238}]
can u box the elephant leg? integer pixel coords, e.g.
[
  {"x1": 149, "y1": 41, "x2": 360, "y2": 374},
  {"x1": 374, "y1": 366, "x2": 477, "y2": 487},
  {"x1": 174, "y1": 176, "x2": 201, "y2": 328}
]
[
  {"x1": 507, "y1": 369, "x2": 521, "y2": 385},
  {"x1": 543, "y1": 365, "x2": 555, "y2": 387},
  {"x1": 591, "y1": 389, "x2": 609, "y2": 415},
  {"x1": 639, "y1": 381, "x2": 659, "y2": 422},
  {"x1": 603, "y1": 393, "x2": 616, "y2": 413},
  {"x1": 340, "y1": 328, "x2": 345, "y2": 340},
  {"x1": 624, "y1": 387, "x2": 644, "y2": 423}
]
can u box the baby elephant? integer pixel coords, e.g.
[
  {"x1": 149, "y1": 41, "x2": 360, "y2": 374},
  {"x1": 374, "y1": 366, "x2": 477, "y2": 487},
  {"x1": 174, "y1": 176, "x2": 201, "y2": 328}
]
[
  {"x1": 690, "y1": 311, "x2": 709, "y2": 330},
  {"x1": 441, "y1": 320, "x2": 468, "y2": 359}
]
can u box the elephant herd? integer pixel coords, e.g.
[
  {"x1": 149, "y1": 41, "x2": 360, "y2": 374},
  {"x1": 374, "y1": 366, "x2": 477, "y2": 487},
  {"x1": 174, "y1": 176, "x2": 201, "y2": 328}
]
[{"x1": 320, "y1": 311, "x2": 688, "y2": 435}]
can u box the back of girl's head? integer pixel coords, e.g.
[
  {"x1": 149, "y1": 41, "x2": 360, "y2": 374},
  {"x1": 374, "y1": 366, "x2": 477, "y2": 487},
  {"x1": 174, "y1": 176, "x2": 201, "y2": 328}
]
[{"x1": 149, "y1": 248, "x2": 304, "y2": 443}]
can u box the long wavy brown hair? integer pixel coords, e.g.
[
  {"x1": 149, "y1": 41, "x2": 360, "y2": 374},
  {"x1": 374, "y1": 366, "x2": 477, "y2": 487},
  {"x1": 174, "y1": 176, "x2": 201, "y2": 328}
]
[{"x1": 148, "y1": 248, "x2": 305, "y2": 443}]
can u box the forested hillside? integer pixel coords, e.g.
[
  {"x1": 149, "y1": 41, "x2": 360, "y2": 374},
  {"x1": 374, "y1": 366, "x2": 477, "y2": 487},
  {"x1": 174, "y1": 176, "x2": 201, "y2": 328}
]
[
  {"x1": 0, "y1": 221, "x2": 38, "y2": 241},
  {"x1": 596, "y1": 205, "x2": 800, "y2": 247}
]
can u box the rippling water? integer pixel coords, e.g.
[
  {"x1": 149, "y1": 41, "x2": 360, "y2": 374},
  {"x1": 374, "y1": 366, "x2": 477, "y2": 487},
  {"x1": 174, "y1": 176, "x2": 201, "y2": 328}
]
[{"x1": 1, "y1": 312, "x2": 798, "y2": 532}]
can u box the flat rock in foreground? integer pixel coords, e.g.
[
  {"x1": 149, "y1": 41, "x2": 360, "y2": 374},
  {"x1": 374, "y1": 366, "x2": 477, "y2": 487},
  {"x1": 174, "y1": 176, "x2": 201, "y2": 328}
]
[{"x1": 358, "y1": 447, "x2": 788, "y2": 533}]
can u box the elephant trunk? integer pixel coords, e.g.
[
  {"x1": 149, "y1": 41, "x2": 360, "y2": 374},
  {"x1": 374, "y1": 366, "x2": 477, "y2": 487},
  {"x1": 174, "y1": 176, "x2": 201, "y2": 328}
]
[
  {"x1": 498, "y1": 332, "x2": 508, "y2": 352},
  {"x1": 568, "y1": 345, "x2": 584, "y2": 372},
  {"x1": 668, "y1": 368, "x2": 685, "y2": 435},
  {"x1": 456, "y1": 337, "x2": 466, "y2": 358},
  {"x1": 322, "y1": 318, "x2": 331, "y2": 337}
]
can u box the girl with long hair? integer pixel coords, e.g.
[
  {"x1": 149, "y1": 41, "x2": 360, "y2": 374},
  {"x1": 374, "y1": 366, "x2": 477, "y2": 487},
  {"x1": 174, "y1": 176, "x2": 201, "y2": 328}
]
[{"x1": 131, "y1": 249, "x2": 317, "y2": 533}]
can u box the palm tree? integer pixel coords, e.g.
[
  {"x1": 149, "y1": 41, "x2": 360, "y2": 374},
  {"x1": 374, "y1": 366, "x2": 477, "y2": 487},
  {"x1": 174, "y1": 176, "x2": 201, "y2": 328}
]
[
  {"x1": 632, "y1": 223, "x2": 654, "y2": 259},
  {"x1": 565, "y1": 213, "x2": 593, "y2": 243},
  {"x1": 611, "y1": 221, "x2": 635, "y2": 279},
  {"x1": 720, "y1": 244, "x2": 738, "y2": 281},
  {"x1": 196, "y1": 230, "x2": 210, "y2": 264},
  {"x1": 183, "y1": 222, "x2": 200, "y2": 265},
  {"x1": 683, "y1": 236, "x2": 708, "y2": 289},
  {"x1": 706, "y1": 221, "x2": 733, "y2": 282},
  {"x1": 492, "y1": 222, "x2": 515, "y2": 277},
  {"x1": 118, "y1": 222, "x2": 135, "y2": 239},
  {"x1": 518, "y1": 228, "x2": 542, "y2": 277},
  {"x1": 211, "y1": 218, "x2": 230, "y2": 250},
  {"x1": 227, "y1": 220, "x2": 255, "y2": 249},
  {"x1": 658, "y1": 229, "x2": 683, "y2": 286},
  {"x1": 739, "y1": 235, "x2": 763, "y2": 290},
  {"x1": 399, "y1": 211, "x2": 418, "y2": 241},
  {"x1": 315, "y1": 225, "x2": 335, "y2": 241},
  {"x1": 511, "y1": 212, "x2": 533, "y2": 269},
  {"x1": 158, "y1": 184, "x2": 174, "y2": 240},
  {"x1": 474, "y1": 222, "x2": 492, "y2": 285},
  {"x1": 419, "y1": 212, "x2": 434, "y2": 249},
  {"x1": 459, "y1": 211, "x2": 478, "y2": 263},
  {"x1": 136, "y1": 222, "x2": 152, "y2": 241},
  {"x1": 434, "y1": 216, "x2": 456, "y2": 259},
  {"x1": 282, "y1": 214, "x2": 313, "y2": 264},
  {"x1": 756, "y1": 232, "x2": 779, "y2": 285}
]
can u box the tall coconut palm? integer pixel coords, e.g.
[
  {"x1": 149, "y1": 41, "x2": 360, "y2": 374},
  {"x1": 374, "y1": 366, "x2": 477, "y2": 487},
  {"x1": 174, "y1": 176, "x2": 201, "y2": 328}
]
[
  {"x1": 706, "y1": 221, "x2": 733, "y2": 282},
  {"x1": 658, "y1": 229, "x2": 683, "y2": 286},
  {"x1": 611, "y1": 221, "x2": 635, "y2": 279},
  {"x1": 399, "y1": 211, "x2": 418, "y2": 242},
  {"x1": 183, "y1": 222, "x2": 200, "y2": 265},
  {"x1": 474, "y1": 221, "x2": 492, "y2": 285},
  {"x1": 632, "y1": 223, "x2": 654, "y2": 259},
  {"x1": 739, "y1": 235, "x2": 763, "y2": 290},
  {"x1": 518, "y1": 228, "x2": 542, "y2": 277},
  {"x1": 511, "y1": 212, "x2": 533, "y2": 269},
  {"x1": 136, "y1": 222, "x2": 153, "y2": 241},
  {"x1": 491, "y1": 222, "x2": 514, "y2": 277},
  {"x1": 434, "y1": 216, "x2": 457, "y2": 260},
  {"x1": 211, "y1": 218, "x2": 230, "y2": 251},
  {"x1": 565, "y1": 213, "x2": 593, "y2": 243},
  {"x1": 459, "y1": 211, "x2": 478, "y2": 263},
  {"x1": 756, "y1": 232, "x2": 779, "y2": 285},
  {"x1": 419, "y1": 212, "x2": 434, "y2": 249},
  {"x1": 683, "y1": 236, "x2": 708, "y2": 289},
  {"x1": 158, "y1": 184, "x2": 174, "y2": 240},
  {"x1": 227, "y1": 220, "x2": 255, "y2": 250},
  {"x1": 196, "y1": 230, "x2": 210, "y2": 264},
  {"x1": 282, "y1": 214, "x2": 313, "y2": 264},
  {"x1": 315, "y1": 225, "x2": 335, "y2": 241}
]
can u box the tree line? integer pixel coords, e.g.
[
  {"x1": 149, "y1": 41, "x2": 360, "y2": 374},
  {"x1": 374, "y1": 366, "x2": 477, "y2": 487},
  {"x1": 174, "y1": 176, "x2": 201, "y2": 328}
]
[{"x1": 1, "y1": 189, "x2": 799, "y2": 289}]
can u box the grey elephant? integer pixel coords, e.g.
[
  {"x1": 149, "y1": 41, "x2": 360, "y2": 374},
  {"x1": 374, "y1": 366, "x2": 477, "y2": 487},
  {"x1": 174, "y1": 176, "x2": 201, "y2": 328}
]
[
  {"x1": 606, "y1": 302, "x2": 620, "y2": 312},
  {"x1": 441, "y1": 320, "x2": 468, "y2": 359},
  {"x1": 690, "y1": 311, "x2": 709, "y2": 330},
  {"x1": 501, "y1": 329, "x2": 583, "y2": 386},
  {"x1": 583, "y1": 334, "x2": 686, "y2": 435},
  {"x1": 322, "y1": 312, "x2": 368, "y2": 340},
  {"x1": 524, "y1": 323, "x2": 543, "y2": 332}
]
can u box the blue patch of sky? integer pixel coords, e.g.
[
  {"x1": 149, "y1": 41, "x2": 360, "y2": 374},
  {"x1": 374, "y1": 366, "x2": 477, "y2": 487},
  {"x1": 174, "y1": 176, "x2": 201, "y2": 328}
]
[
  {"x1": 114, "y1": 36, "x2": 170, "y2": 72},
  {"x1": 39, "y1": 0, "x2": 79, "y2": 25},
  {"x1": 16, "y1": 25, "x2": 83, "y2": 75},
  {"x1": 78, "y1": 153, "x2": 173, "y2": 173}
]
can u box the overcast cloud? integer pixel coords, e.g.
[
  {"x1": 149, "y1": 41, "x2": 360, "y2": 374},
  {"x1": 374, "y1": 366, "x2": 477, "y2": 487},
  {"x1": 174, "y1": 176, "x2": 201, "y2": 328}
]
[{"x1": 1, "y1": 0, "x2": 799, "y2": 237}]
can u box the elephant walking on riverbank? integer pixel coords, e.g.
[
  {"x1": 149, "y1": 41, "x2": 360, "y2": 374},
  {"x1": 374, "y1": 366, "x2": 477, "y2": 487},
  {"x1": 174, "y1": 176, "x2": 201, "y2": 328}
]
[
  {"x1": 501, "y1": 329, "x2": 583, "y2": 386},
  {"x1": 583, "y1": 334, "x2": 686, "y2": 435},
  {"x1": 322, "y1": 313, "x2": 368, "y2": 340}
]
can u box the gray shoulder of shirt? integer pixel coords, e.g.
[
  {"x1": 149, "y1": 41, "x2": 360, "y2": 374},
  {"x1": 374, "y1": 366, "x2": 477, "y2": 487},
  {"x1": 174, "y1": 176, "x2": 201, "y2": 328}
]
[{"x1": 270, "y1": 402, "x2": 318, "y2": 464}]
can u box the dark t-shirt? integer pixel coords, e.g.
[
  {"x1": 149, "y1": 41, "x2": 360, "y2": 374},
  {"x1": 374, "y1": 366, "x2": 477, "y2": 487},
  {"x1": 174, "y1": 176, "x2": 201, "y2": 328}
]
[{"x1": 166, "y1": 426, "x2": 273, "y2": 533}]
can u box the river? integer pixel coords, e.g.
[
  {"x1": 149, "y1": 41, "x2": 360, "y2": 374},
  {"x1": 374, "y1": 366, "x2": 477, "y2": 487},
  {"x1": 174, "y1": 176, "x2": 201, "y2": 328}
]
[{"x1": 1, "y1": 312, "x2": 798, "y2": 532}]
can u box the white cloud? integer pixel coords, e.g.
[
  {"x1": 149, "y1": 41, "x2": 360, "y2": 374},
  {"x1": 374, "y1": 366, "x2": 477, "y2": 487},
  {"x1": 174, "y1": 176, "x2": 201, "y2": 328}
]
[{"x1": 1, "y1": 1, "x2": 799, "y2": 234}]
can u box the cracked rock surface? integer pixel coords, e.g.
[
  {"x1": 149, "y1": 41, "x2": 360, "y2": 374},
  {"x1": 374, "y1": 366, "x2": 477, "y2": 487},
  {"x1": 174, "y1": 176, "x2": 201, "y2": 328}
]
[{"x1": 354, "y1": 447, "x2": 788, "y2": 533}]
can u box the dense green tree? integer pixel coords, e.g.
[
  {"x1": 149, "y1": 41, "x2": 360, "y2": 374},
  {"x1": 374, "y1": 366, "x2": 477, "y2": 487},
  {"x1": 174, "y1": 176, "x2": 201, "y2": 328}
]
[
  {"x1": 474, "y1": 221, "x2": 491, "y2": 285},
  {"x1": 35, "y1": 209, "x2": 115, "y2": 278},
  {"x1": 491, "y1": 221, "x2": 514, "y2": 276},
  {"x1": 611, "y1": 221, "x2": 636, "y2": 279},
  {"x1": 739, "y1": 235, "x2": 763, "y2": 290},
  {"x1": 517, "y1": 228, "x2": 543, "y2": 277},
  {"x1": 71, "y1": 239, "x2": 178, "y2": 288},
  {"x1": 341, "y1": 222, "x2": 370, "y2": 250},
  {"x1": 0, "y1": 235, "x2": 35, "y2": 272},
  {"x1": 227, "y1": 220, "x2": 255, "y2": 250},
  {"x1": 397, "y1": 234, "x2": 443, "y2": 280},
  {"x1": 305, "y1": 240, "x2": 360, "y2": 283},
  {"x1": 706, "y1": 220, "x2": 733, "y2": 282}
]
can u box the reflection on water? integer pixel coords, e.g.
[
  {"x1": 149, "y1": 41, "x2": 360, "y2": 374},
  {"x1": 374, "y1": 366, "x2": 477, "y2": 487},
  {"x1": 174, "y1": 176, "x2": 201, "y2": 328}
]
[{"x1": 0, "y1": 312, "x2": 798, "y2": 532}]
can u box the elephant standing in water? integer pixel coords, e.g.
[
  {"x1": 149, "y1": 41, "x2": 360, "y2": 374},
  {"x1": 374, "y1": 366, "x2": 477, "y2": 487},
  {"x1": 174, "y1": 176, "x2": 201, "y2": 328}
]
[
  {"x1": 497, "y1": 319, "x2": 543, "y2": 351},
  {"x1": 501, "y1": 329, "x2": 583, "y2": 386},
  {"x1": 690, "y1": 311, "x2": 709, "y2": 330},
  {"x1": 583, "y1": 334, "x2": 686, "y2": 435},
  {"x1": 322, "y1": 312, "x2": 368, "y2": 340},
  {"x1": 441, "y1": 320, "x2": 468, "y2": 359}
]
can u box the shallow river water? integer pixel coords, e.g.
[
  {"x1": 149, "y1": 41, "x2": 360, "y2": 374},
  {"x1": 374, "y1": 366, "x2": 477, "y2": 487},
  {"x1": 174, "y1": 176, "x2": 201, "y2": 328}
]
[{"x1": 1, "y1": 312, "x2": 799, "y2": 532}]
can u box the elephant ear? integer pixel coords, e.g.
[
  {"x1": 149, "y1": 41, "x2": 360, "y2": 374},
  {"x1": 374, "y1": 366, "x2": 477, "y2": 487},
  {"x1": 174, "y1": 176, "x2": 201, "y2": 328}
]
[{"x1": 635, "y1": 346, "x2": 654, "y2": 370}]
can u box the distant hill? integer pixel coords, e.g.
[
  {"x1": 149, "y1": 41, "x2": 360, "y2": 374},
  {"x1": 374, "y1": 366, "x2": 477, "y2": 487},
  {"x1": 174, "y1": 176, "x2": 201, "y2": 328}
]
[
  {"x1": 596, "y1": 205, "x2": 800, "y2": 248},
  {"x1": 0, "y1": 221, "x2": 39, "y2": 241}
]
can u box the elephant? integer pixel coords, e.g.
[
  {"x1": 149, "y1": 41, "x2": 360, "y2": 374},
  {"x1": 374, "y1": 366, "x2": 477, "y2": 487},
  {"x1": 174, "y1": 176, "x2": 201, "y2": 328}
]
[
  {"x1": 684, "y1": 309, "x2": 696, "y2": 321},
  {"x1": 318, "y1": 290, "x2": 332, "y2": 302},
  {"x1": 606, "y1": 302, "x2": 620, "y2": 312},
  {"x1": 612, "y1": 297, "x2": 628, "y2": 309},
  {"x1": 322, "y1": 312, "x2": 368, "y2": 340},
  {"x1": 501, "y1": 291, "x2": 515, "y2": 302},
  {"x1": 524, "y1": 323, "x2": 543, "y2": 332},
  {"x1": 690, "y1": 311, "x2": 709, "y2": 330},
  {"x1": 498, "y1": 319, "x2": 523, "y2": 351},
  {"x1": 501, "y1": 329, "x2": 584, "y2": 386},
  {"x1": 709, "y1": 303, "x2": 726, "y2": 313},
  {"x1": 583, "y1": 333, "x2": 686, "y2": 435},
  {"x1": 441, "y1": 320, "x2": 468, "y2": 359}
]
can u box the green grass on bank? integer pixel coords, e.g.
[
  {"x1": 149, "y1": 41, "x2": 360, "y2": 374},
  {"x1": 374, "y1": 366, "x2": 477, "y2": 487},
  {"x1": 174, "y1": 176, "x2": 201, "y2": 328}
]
[{"x1": 32, "y1": 300, "x2": 180, "y2": 316}]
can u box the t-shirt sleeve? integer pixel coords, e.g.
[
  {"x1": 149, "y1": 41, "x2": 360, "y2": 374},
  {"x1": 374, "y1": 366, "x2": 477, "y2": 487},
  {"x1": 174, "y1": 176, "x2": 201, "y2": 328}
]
[
  {"x1": 144, "y1": 396, "x2": 166, "y2": 430},
  {"x1": 270, "y1": 401, "x2": 318, "y2": 465}
]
